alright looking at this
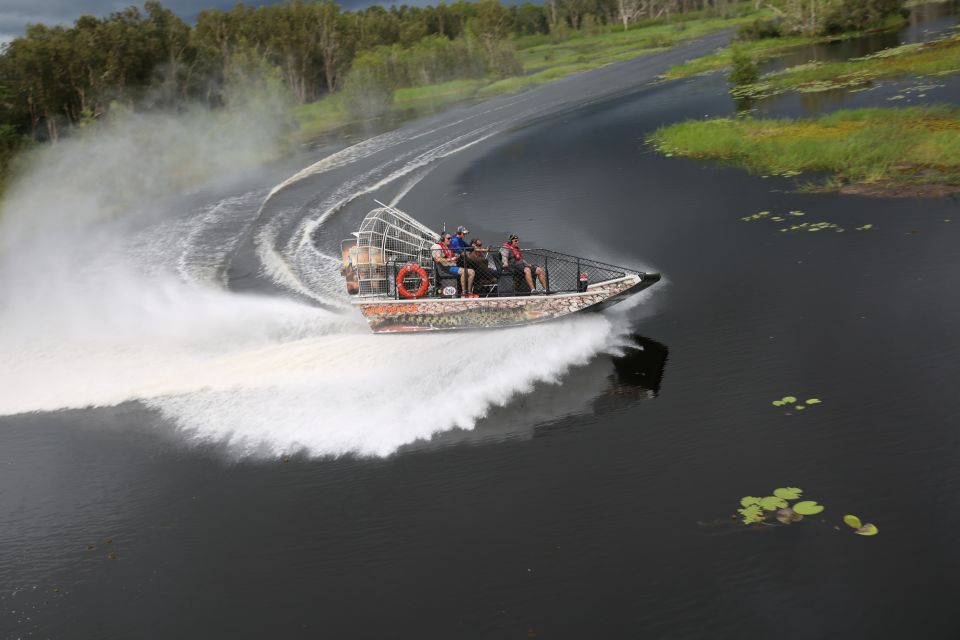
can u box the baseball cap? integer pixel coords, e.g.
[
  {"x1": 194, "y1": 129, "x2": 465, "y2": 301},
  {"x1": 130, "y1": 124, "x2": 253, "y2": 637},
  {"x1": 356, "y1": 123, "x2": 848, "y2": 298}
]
[{"x1": 457, "y1": 225, "x2": 469, "y2": 234}]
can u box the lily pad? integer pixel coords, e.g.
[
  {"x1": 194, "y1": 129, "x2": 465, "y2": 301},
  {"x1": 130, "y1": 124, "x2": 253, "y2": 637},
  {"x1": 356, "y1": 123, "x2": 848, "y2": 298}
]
[
  {"x1": 855, "y1": 523, "x2": 879, "y2": 536},
  {"x1": 796, "y1": 405, "x2": 805, "y2": 410},
  {"x1": 772, "y1": 400, "x2": 784, "y2": 407},
  {"x1": 805, "y1": 398, "x2": 822, "y2": 405},
  {"x1": 843, "y1": 514, "x2": 862, "y2": 528},
  {"x1": 760, "y1": 496, "x2": 788, "y2": 511},
  {"x1": 773, "y1": 487, "x2": 802, "y2": 500},
  {"x1": 782, "y1": 396, "x2": 797, "y2": 403},
  {"x1": 740, "y1": 496, "x2": 762, "y2": 507},
  {"x1": 793, "y1": 501, "x2": 824, "y2": 515}
]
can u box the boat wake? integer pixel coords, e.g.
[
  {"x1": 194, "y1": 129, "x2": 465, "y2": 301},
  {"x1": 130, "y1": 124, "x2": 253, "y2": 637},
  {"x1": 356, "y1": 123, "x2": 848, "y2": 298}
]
[{"x1": 0, "y1": 96, "x2": 661, "y2": 458}]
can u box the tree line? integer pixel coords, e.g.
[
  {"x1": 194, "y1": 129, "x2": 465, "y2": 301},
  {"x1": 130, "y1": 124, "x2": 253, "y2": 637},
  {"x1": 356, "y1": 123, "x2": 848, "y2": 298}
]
[
  {"x1": 0, "y1": 0, "x2": 909, "y2": 184},
  {"x1": 742, "y1": 0, "x2": 906, "y2": 37},
  {"x1": 0, "y1": 0, "x2": 746, "y2": 146}
]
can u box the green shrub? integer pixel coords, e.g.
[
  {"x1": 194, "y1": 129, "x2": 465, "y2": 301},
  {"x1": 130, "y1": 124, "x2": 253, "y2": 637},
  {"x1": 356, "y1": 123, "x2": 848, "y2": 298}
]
[
  {"x1": 737, "y1": 19, "x2": 782, "y2": 41},
  {"x1": 728, "y1": 47, "x2": 759, "y2": 86},
  {"x1": 340, "y1": 51, "x2": 395, "y2": 119}
]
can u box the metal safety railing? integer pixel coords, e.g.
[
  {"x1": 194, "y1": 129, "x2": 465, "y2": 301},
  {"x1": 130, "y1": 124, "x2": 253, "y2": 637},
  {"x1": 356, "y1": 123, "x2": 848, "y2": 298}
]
[
  {"x1": 341, "y1": 201, "x2": 642, "y2": 300},
  {"x1": 383, "y1": 247, "x2": 637, "y2": 300}
]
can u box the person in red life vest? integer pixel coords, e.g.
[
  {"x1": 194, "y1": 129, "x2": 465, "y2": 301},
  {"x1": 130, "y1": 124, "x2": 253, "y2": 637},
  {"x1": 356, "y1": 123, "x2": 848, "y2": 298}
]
[
  {"x1": 431, "y1": 232, "x2": 477, "y2": 297},
  {"x1": 499, "y1": 234, "x2": 547, "y2": 294}
]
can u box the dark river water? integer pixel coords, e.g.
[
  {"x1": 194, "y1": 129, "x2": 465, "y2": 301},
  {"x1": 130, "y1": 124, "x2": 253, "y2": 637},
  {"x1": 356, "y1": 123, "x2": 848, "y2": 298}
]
[{"x1": 3, "y1": 7, "x2": 960, "y2": 639}]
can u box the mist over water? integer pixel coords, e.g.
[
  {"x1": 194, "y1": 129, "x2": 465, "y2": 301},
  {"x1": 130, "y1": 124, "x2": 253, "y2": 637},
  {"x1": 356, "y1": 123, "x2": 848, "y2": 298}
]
[{"x1": 0, "y1": 91, "x2": 649, "y2": 458}]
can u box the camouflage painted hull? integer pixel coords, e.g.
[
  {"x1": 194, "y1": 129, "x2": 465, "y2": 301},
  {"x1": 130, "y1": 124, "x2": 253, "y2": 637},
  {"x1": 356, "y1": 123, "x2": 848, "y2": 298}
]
[{"x1": 354, "y1": 273, "x2": 660, "y2": 333}]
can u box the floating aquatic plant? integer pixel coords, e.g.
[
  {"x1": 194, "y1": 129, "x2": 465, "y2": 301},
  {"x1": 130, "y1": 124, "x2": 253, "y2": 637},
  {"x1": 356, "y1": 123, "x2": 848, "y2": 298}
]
[
  {"x1": 743, "y1": 210, "x2": 852, "y2": 234},
  {"x1": 732, "y1": 489, "x2": 879, "y2": 537},
  {"x1": 855, "y1": 224, "x2": 874, "y2": 231},
  {"x1": 773, "y1": 487, "x2": 801, "y2": 499},
  {"x1": 843, "y1": 514, "x2": 879, "y2": 536},
  {"x1": 772, "y1": 396, "x2": 823, "y2": 411},
  {"x1": 737, "y1": 487, "x2": 813, "y2": 525},
  {"x1": 793, "y1": 501, "x2": 825, "y2": 515}
]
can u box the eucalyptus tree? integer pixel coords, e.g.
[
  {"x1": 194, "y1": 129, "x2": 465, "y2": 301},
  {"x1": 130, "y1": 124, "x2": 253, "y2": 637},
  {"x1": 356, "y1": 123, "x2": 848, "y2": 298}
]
[
  {"x1": 468, "y1": 0, "x2": 515, "y2": 65},
  {"x1": 514, "y1": 4, "x2": 550, "y2": 35},
  {"x1": 142, "y1": 0, "x2": 193, "y2": 101},
  {"x1": 771, "y1": 0, "x2": 905, "y2": 35}
]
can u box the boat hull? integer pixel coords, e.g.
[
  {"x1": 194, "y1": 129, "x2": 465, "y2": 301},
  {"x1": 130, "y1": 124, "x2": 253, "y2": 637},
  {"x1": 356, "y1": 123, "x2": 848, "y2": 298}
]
[{"x1": 353, "y1": 273, "x2": 660, "y2": 333}]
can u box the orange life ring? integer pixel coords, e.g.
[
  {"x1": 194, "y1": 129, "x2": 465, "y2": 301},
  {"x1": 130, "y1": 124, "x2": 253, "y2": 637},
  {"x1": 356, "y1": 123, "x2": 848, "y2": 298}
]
[{"x1": 396, "y1": 263, "x2": 430, "y2": 299}]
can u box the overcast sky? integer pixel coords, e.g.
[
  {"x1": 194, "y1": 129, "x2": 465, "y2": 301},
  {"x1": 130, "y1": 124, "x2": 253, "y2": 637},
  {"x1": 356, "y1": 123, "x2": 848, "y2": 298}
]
[{"x1": 0, "y1": 0, "x2": 383, "y2": 45}]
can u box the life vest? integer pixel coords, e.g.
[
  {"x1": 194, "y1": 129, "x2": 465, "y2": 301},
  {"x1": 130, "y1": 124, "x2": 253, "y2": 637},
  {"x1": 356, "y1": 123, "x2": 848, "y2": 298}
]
[
  {"x1": 503, "y1": 242, "x2": 523, "y2": 262},
  {"x1": 437, "y1": 242, "x2": 455, "y2": 259}
]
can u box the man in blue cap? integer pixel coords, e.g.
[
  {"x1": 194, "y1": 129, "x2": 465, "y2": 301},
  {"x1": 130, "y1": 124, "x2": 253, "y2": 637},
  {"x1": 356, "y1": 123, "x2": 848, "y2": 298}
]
[{"x1": 450, "y1": 225, "x2": 471, "y2": 255}]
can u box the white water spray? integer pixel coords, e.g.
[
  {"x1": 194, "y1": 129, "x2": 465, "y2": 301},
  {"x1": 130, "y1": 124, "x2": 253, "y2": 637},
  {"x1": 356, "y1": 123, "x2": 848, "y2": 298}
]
[{"x1": 0, "y1": 93, "x2": 656, "y2": 458}]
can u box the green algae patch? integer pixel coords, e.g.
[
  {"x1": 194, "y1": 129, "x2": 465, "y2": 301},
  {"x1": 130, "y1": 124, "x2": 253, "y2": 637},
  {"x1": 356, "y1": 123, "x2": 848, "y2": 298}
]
[{"x1": 649, "y1": 106, "x2": 960, "y2": 195}]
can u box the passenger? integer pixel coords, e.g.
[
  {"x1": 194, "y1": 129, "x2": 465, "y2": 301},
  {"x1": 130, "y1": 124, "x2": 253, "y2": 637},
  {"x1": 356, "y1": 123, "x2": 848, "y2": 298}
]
[
  {"x1": 450, "y1": 225, "x2": 471, "y2": 255},
  {"x1": 465, "y1": 238, "x2": 498, "y2": 290},
  {"x1": 500, "y1": 234, "x2": 547, "y2": 294},
  {"x1": 432, "y1": 232, "x2": 476, "y2": 298},
  {"x1": 469, "y1": 238, "x2": 487, "y2": 260}
]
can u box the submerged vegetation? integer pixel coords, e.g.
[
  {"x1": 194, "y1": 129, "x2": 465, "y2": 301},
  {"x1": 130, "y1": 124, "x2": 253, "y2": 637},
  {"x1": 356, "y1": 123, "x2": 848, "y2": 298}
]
[{"x1": 649, "y1": 107, "x2": 960, "y2": 194}]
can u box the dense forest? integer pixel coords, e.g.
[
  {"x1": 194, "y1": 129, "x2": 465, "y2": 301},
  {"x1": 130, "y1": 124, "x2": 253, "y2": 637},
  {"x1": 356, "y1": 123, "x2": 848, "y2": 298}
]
[{"x1": 0, "y1": 0, "x2": 906, "y2": 184}]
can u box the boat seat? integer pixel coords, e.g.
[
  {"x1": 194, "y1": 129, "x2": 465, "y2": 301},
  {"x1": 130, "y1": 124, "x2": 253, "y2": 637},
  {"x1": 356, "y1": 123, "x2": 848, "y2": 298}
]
[
  {"x1": 434, "y1": 262, "x2": 460, "y2": 297},
  {"x1": 474, "y1": 255, "x2": 500, "y2": 297},
  {"x1": 496, "y1": 265, "x2": 531, "y2": 296}
]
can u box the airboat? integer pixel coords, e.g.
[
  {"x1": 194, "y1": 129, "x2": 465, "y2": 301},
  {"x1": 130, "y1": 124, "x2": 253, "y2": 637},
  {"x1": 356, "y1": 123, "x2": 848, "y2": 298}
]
[{"x1": 341, "y1": 201, "x2": 661, "y2": 333}]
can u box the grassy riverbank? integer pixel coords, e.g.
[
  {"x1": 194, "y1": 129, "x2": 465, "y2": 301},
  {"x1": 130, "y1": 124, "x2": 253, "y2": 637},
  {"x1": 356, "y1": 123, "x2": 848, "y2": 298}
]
[
  {"x1": 648, "y1": 106, "x2": 960, "y2": 195},
  {"x1": 733, "y1": 30, "x2": 960, "y2": 98},
  {"x1": 293, "y1": 9, "x2": 762, "y2": 141},
  {"x1": 663, "y1": 14, "x2": 908, "y2": 80}
]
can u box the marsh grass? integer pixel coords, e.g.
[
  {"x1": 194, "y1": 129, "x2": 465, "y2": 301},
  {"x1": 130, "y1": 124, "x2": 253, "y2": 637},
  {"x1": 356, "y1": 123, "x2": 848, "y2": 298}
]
[
  {"x1": 516, "y1": 13, "x2": 761, "y2": 75},
  {"x1": 649, "y1": 106, "x2": 960, "y2": 190},
  {"x1": 736, "y1": 31, "x2": 960, "y2": 97},
  {"x1": 664, "y1": 35, "x2": 822, "y2": 79},
  {"x1": 664, "y1": 14, "x2": 908, "y2": 80}
]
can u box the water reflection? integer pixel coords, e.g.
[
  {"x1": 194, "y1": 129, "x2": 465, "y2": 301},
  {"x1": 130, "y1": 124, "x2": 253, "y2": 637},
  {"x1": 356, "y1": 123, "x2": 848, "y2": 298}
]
[{"x1": 405, "y1": 334, "x2": 669, "y2": 451}]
